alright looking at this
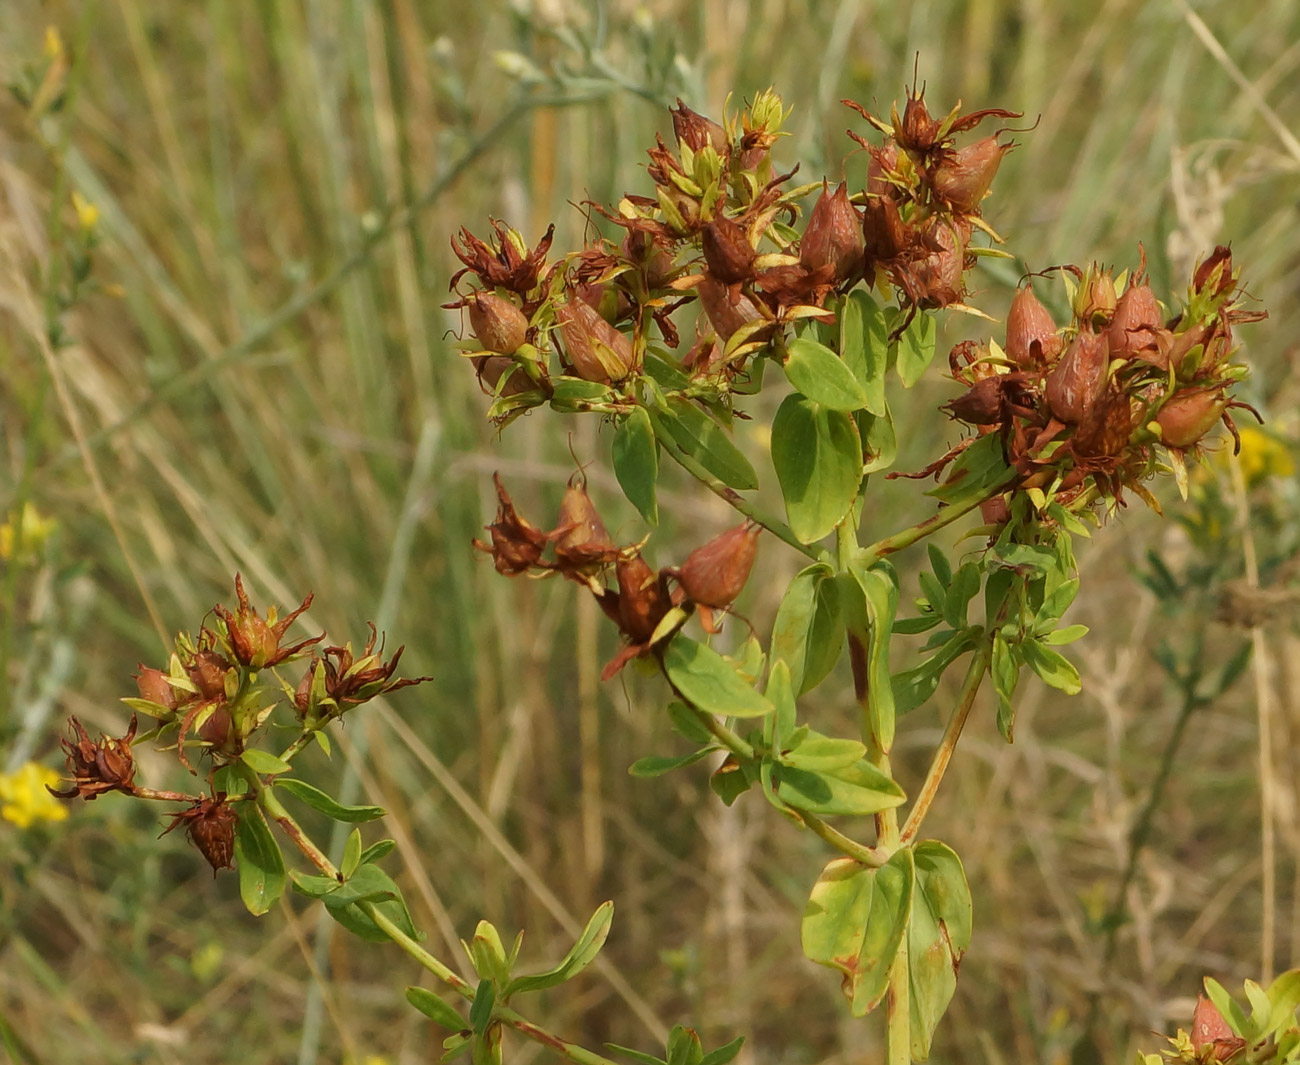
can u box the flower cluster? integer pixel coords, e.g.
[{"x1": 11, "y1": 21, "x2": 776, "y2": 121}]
[
  {"x1": 474, "y1": 474, "x2": 761, "y2": 677},
  {"x1": 447, "y1": 82, "x2": 1018, "y2": 429},
  {"x1": 49, "y1": 576, "x2": 429, "y2": 871},
  {"x1": 932, "y1": 245, "x2": 1263, "y2": 516}
]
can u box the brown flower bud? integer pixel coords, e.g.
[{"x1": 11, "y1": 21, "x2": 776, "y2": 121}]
[
  {"x1": 49, "y1": 715, "x2": 139, "y2": 801},
  {"x1": 800, "y1": 182, "x2": 863, "y2": 283},
  {"x1": 467, "y1": 291, "x2": 528, "y2": 355},
  {"x1": 931, "y1": 136, "x2": 1012, "y2": 213},
  {"x1": 196, "y1": 703, "x2": 233, "y2": 750},
  {"x1": 1106, "y1": 281, "x2": 1162, "y2": 359},
  {"x1": 1005, "y1": 285, "x2": 1060, "y2": 369},
  {"x1": 1191, "y1": 993, "x2": 1244, "y2": 1059},
  {"x1": 1045, "y1": 331, "x2": 1109, "y2": 424},
  {"x1": 861, "y1": 193, "x2": 908, "y2": 265},
  {"x1": 615, "y1": 552, "x2": 672, "y2": 645},
  {"x1": 943, "y1": 375, "x2": 1008, "y2": 425},
  {"x1": 670, "y1": 99, "x2": 728, "y2": 154},
  {"x1": 188, "y1": 649, "x2": 233, "y2": 701},
  {"x1": 701, "y1": 216, "x2": 757, "y2": 285},
  {"x1": 473, "y1": 473, "x2": 549, "y2": 575},
  {"x1": 162, "y1": 796, "x2": 238, "y2": 875},
  {"x1": 622, "y1": 231, "x2": 675, "y2": 289},
  {"x1": 1072, "y1": 382, "x2": 1132, "y2": 458},
  {"x1": 1192, "y1": 245, "x2": 1235, "y2": 299},
  {"x1": 911, "y1": 218, "x2": 969, "y2": 309},
  {"x1": 980, "y1": 496, "x2": 1010, "y2": 526},
  {"x1": 696, "y1": 277, "x2": 764, "y2": 342},
  {"x1": 896, "y1": 87, "x2": 939, "y2": 153},
  {"x1": 134, "y1": 665, "x2": 178, "y2": 711},
  {"x1": 678, "y1": 521, "x2": 761, "y2": 609},
  {"x1": 555, "y1": 297, "x2": 636, "y2": 384},
  {"x1": 1155, "y1": 386, "x2": 1229, "y2": 449},
  {"x1": 550, "y1": 473, "x2": 617, "y2": 575},
  {"x1": 471, "y1": 355, "x2": 533, "y2": 397}
]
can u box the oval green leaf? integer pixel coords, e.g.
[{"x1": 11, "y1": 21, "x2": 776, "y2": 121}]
[
  {"x1": 908, "y1": 841, "x2": 973, "y2": 1060},
  {"x1": 896, "y1": 311, "x2": 937, "y2": 387},
  {"x1": 241, "y1": 748, "x2": 292, "y2": 775},
  {"x1": 628, "y1": 749, "x2": 714, "y2": 778},
  {"x1": 840, "y1": 290, "x2": 888, "y2": 416},
  {"x1": 650, "y1": 399, "x2": 758, "y2": 491},
  {"x1": 771, "y1": 394, "x2": 862, "y2": 544},
  {"x1": 782, "y1": 338, "x2": 870, "y2": 412},
  {"x1": 775, "y1": 761, "x2": 904, "y2": 817},
  {"x1": 274, "y1": 777, "x2": 386, "y2": 822},
  {"x1": 612, "y1": 407, "x2": 659, "y2": 525},
  {"x1": 233, "y1": 803, "x2": 286, "y2": 916},
  {"x1": 771, "y1": 563, "x2": 844, "y2": 696},
  {"x1": 663, "y1": 635, "x2": 774, "y2": 718},
  {"x1": 406, "y1": 986, "x2": 466, "y2": 1030}
]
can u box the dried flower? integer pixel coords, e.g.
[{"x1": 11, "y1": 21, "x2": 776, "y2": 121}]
[
  {"x1": 670, "y1": 99, "x2": 727, "y2": 154},
  {"x1": 615, "y1": 552, "x2": 673, "y2": 645},
  {"x1": 473, "y1": 473, "x2": 549, "y2": 575},
  {"x1": 134, "y1": 665, "x2": 179, "y2": 711},
  {"x1": 701, "y1": 216, "x2": 758, "y2": 286},
  {"x1": 1155, "y1": 386, "x2": 1230, "y2": 449},
  {"x1": 931, "y1": 136, "x2": 1012, "y2": 213},
  {"x1": 550, "y1": 473, "x2": 618, "y2": 576},
  {"x1": 49, "y1": 716, "x2": 139, "y2": 801},
  {"x1": 214, "y1": 574, "x2": 321, "y2": 670},
  {"x1": 294, "y1": 624, "x2": 430, "y2": 719},
  {"x1": 162, "y1": 795, "x2": 238, "y2": 874},
  {"x1": 449, "y1": 220, "x2": 555, "y2": 296},
  {"x1": 696, "y1": 277, "x2": 765, "y2": 342},
  {"x1": 554, "y1": 297, "x2": 636, "y2": 384}
]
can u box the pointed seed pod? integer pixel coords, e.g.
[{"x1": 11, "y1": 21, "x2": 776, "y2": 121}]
[
  {"x1": 1044, "y1": 331, "x2": 1109, "y2": 424},
  {"x1": 551, "y1": 474, "x2": 617, "y2": 574},
  {"x1": 800, "y1": 182, "x2": 863, "y2": 283},
  {"x1": 555, "y1": 297, "x2": 635, "y2": 383},
  {"x1": 471, "y1": 355, "x2": 532, "y2": 397},
  {"x1": 1155, "y1": 386, "x2": 1230, "y2": 449},
  {"x1": 615, "y1": 552, "x2": 672, "y2": 644},
  {"x1": 467, "y1": 291, "x2": 528, "y2": 355},
  {"x1": 670, "y1": 99, "x2": 728, "y2": 154},
  {"x1": 135, "y1": 665, "x2": 179, "y2": 711},
  {"x1": 931, "y1": 136, "x2": 1012, "y2": 213},
  {"x1": 701, "y1": 216, "x2": 757, "y2": 285},
  {"x1": 696, "y1": 277, "x2": 764, "y2": 342},
  {"x1": 1107, "y1": 281, "x2": 1162, "y2": 359},
  {"x1": 1005, "y1": 285, "x2": 1060, "y2": 369},
  {"x1": 678, "y1": 521, "x2": 761, "y2": 609}
]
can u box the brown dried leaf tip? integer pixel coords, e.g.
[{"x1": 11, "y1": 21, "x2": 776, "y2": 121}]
[
  {"x1": 161, "y1": 795, "x2": 238, "y2": 875},
  {"x1": 213, "y1": 573, "x2": 322, "y2": 669},
  {"x1": 473, "y1": 473, "x2": 550, "y2": 575},
  {"x1": 449, "y1": 219, "x2": 555, "y2": 298},
  {"x1": 49, "y1": 715, "x2": 139, "y2": 801}
]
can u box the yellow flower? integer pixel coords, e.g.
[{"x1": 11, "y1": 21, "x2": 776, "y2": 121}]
[
  {"x1": 0, "y1": 762, "x2": 69, "y2": 829},
  {"x1": 1210, "y1": 426, "x2": 1296, "y2": 487},
  {"x1": 44, "y1": 26, "x2": 64, "y2": 60},
  {"x1": 0, "y1": 503, "x2": 56, "y2": 562},
  {"x1": 72, "y1": 191, "x2": 100, "y2": 232}
]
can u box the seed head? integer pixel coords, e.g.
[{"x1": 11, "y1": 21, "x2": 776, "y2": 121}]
[
  {"x1": 678, "y1": 522, "x2": 761, "y2": 609},
  {"x1": 467, "y1": 291, "x2": 528, "y2": 355}
]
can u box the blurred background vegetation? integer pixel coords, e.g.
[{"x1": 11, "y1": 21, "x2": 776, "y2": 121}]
[{"x1": 1, "y1": 1, "x2": 1298, "y2": 1063}]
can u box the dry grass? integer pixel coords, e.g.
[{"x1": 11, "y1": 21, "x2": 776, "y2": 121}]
[{"x1": 1, "y1": 1, "x2": 1298, "y2": 1063}]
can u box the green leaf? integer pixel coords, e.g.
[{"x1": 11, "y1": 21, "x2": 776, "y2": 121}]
[
  {"x1": 1203, "y1": 977, "x2": 1248, "y2": 1038},
  {"x1": 549, "y1": 377, "x2": 614, "y2": 405},
  {"x1": 469, "y1": 980, "x2": 495, "y2": 1035},
  {"x1": 1022, "y1": 640, "x2": 1082, "y2": 695},
  {"x1": 943, "y1": 563, "x2": 981, "y2": 630},
  {"x1": 771, "y1": 393, "x2": 862, "y2": 544},
  {"x1": 698, "y1": 1036, "x2": 745, "y2": 1065},
  {"x1": 341, "y1": 828, "x2": 363, "y2": 880},
  {"x1": 908, "y1": 841, "x2": 973, "y2": 1060},
  {"x1": 649, "y1": 400, "x2": 758, "y2": 491},
  {"x1": 1034, "y1": 578, "x2": 1079, "y2": 625},
  {"x1": 666, "y1": 1025, "x2": 703, "y2": 1065},
  {"x1": 1265, "y1": 971, "x2": 1300, "y2": 1038},
  {"x1": 848, "y1": 560, "x2": 899, "y2": 751},
  {"x1": 441, "y1": 1031, "x2": 473, "y2": 1063},
  {"x1": 859, "y1": 403, "x2": 898, "y2": 474},
  {"x1": 613, "y1": 408, "x2": 659, "y2": 525},
  {"x1": 360, "y1": 838, "x2": 397, "y2": 866},
  {"x1": 273, "y1": 777, "x2": 386, "y2": 822},
  {"x1": 211, "y1": 763, "x2": 250, "y2": 798},
  {"x1": 662, "y1": 636, "x2": 774, "y2": 717},
  {"x1": 240, "y1": 748, "x2": 293, "y2": 775},
  {"x1": 1042, "y1": 624, "x2": 1088, "y2": 646},
  {"x1": 896, "y1": 312, "x2": 936, "y2": 387},
  {"x1": 466, "y1": 921, "x2": 511, "y2": 986},
  {"x1": 841, "y1": 290, "x2": 888, "y2": 416},
  {"x1": 288, "y1": 870, "x2": 340, "y2": 898},
  {"x1": 709, "y1": 758, "x2": 753, "y2": 806},
  {"x1": 666, "y1": 701, "x2": 714, "y2": 745},
  {"x1": 784, "y1": 733, "x2": 867, "y2": 772},
  {"x1": 892, "y1": 630, "x2": 979, "y2": 715},
  {"x1": 771, "y1": 563, "x2": 844, "y2": 695},
  {"x1": 926, "y1": 433, "x2": 1013, "y2": 507},
  {"x1": 628, "y1": 749, "x2": 714, "y2": 778},
  {"x1": 505, "y1": 901, "x2": 614, "y2": 996},
  {"x1": 606, "y1": 1044, "x2": 667, "y2": 1065},
  {"x1": 801, "y1": 850, "x2": 914, "y2": 1015},
  {"x1": 991, "y1": 633, "x2": 1019, "y2": 742},
  {"x1": 233, "y1": 803, "x2": 286, "y2": 916},
  {"x1": 776, "y1": 761, "x2": 905, "y2": 817},
  {"x1": 324, "y1": 864, "x2": 421, "y2": 943},
  {"x1": 762, "y1": 659, "x2": 798, "y2": 752},
  {"x1": 782, "y1": 337, "x2": 870, "y2": 412},
  {"x1": 407, "y1": 986, "x2": 467, "y2": 1030}
]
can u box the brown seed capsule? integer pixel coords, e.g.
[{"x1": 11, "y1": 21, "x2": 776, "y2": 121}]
[
  {"x1": 701, "y1": 216, "x2": 757, "y2": 285},
  {"x1": 471, "y1": 355, "x2": 533, "y2": 397},
  {"x1": 1106, "y1": 281, "x2": 1162, "y2": 359},
  {"x1": 931, "y1": 136, "x2": 1012, "y2": 213},
  {"x1": 800, "y1": 182, "x2": 863, "y2": 283},
  {"x1": 474, "y1": 473, "x2": 550, "y2": 575},
  {"x1": 861, "y1": 193, "x2": 908, "y2": 265},
  {"x1": 980, "y1": 496, "x2": 1011, "y2": 526},
  {"x1": 670, "y1": 99, "x2": 728, "y2": 154},
  {"x1": 678, "y1": 521, "x2": 761, "y2": 609},
  {"x1": 1191, "y1": 993, "x2": 1244, "y2": 1059},
  {"x1": 550, "y1": 474, "x2": 617, "y2": 575},
  {"x1": 188, "y1": 649, "x2": 233, "y2": 701},
  {"x1": 1045, "y1": 331, "x2": 1109, "y2": 424},
  {"x1": 1005, "y1": 285, "x2": 1060, "y2": 370},
  {"x1": 696, "y1": 277, "x2": 765, "y2": 342},
  {"x1": 555, "y1": 297, "x2": 636, "y2": 383},
  {"x1": 1072, "y1": 382, "x2": 1132, "y2": 458},
  {"x1": 943, "y1": 375, "x2": 1008, "y2": 426},
  {"x1": 1155, "y1": 386, "x2": 1229, "y2": 448},
  {"x1": 911, "y1": 218, "x2": 969, "y2": 309},
  {"x1": 467, "y1": 291, "x2": 528, "y2": 355},
  {"x1": 615, "y1": 552, "x2": 672, "y2": 645},
  {"x1": 162, "y1": 796, "x2": 238, "y2": 875},
  {"x1": 134, "y1": 665, "x2": 178, "y2": 711},
  {"x1": 213, "y1": 574, "x2": 321, "y2": 670}
]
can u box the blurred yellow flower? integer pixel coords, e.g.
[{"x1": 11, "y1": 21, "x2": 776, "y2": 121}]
[
  {"x1": 0, "y1": 503, "x2": 56, "y2": 562},
  {"x1": 72, "y1": 191, "x2": 100, "y2": 232},
  {"x1": 44, "y1": 26, "x2": 64, "y2": 59},
  {"x1": 1212, "y1": 426, "x2": 1296, "y2": 487},
  {"x1": 0, "y1": 762, "x2": 69, "y2": 829}
]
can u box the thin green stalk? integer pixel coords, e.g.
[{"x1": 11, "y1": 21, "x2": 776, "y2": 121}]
[
  {"x1": 655, "y1": 432, "x2": 821, "y2": 561},
  {"x1": 899, "y1": 645, "x2": 990, "y2": 845},
  {"x1": 261, "y1": 787, "x2": 339, "y2": 880},
  {"x1": 860, "y1": 492, "x2": 991, "y2": 563},
  {"x1": 801, "y1": 813, "x2": 887, "y2": 867}
]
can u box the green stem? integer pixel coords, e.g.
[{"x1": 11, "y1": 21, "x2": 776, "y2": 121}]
[
  {"x1": 655, "y1": 432, "x2": 821, "y2": 561},
  {"x1": 801, "y1": 813, "x2": 887, "y2": 867},
  {"x1": 685, "y1": 703, "x2": 754, "y2": 760},
  {"x1": 860, "y1": 492, "x2": 989, "y2": 564},
  {"x1": 899, "y1": 645, "x2": 990, "y2": 846},
  {"x1": 260, "y1": 786, "x2": 340, "y2": 881}
]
